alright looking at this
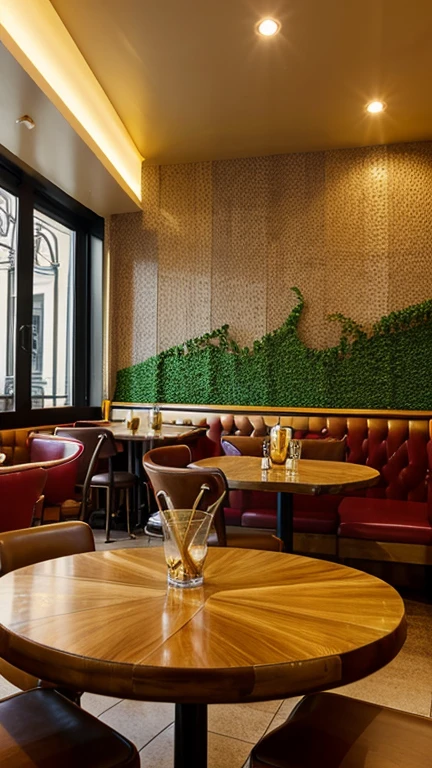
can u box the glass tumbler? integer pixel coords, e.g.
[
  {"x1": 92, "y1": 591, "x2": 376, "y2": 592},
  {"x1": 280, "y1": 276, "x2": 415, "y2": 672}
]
[
  {"x1": 286, "y1": 439, "x2": 302, "y2": 471},
  {"x1": 270, "y1": 425, "x2": 291, "y2": 465},
  {"x1": 160, "y1": 508, "x2": 214, "y2": 588}
]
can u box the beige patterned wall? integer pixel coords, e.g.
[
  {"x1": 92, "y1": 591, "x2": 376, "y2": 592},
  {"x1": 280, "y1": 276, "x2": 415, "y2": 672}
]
[{"x1": 109, "y1": 141, "x2": 432, "y2": 389}]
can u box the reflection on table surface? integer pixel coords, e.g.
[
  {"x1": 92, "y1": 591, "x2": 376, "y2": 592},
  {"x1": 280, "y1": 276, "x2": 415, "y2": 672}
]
[{"x1": 108, "y1": 422, "x2": 205, "y2": 441}]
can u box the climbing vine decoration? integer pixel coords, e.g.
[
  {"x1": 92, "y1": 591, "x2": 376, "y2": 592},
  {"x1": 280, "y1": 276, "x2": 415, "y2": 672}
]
[{"x1": 114, "y1": 288, "x2": 432, "y2": 409}]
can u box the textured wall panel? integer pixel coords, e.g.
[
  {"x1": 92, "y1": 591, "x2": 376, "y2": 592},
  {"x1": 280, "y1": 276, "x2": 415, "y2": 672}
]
[
  {"x1": 267, "y1": 151, "x2": 327, "y2": 347},
  {"x1": 323, "y1": 146, "x2": 390, "y2": 346},
  {"x1": 108, "y1": 141, "x2": 432, "y2": 386},
  {"x1": 388, "y1": 142, "x2": 432, "y2": 311},
  {"x1": 212, "y1": 157, "x2": 269, "y2": 347},
  {"x1": 110, "y1": 164, "x2": 160, "y2": 376},
  {"x1": 157, "y1": 162, "x2": 212, "y2": 351}
]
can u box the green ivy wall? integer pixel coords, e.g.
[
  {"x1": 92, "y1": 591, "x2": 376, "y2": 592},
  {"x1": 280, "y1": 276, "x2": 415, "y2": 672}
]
[{"x1": 114, "y1": 289, "x2": 432, "y2": 409}]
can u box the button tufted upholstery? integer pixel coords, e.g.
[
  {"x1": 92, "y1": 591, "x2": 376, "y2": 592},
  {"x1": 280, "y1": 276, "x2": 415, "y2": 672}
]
[{"x1": 193, "y1": 412, "x2": 432, "y2": 557}]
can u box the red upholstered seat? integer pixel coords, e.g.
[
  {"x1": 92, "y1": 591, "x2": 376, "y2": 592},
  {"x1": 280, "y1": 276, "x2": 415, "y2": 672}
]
[
  {"x1": 293, "y1": 495, "x2": 340, "y2": 534},
  {"x1": 338, "y1": 496, "x2": 432, "y2": 544}
]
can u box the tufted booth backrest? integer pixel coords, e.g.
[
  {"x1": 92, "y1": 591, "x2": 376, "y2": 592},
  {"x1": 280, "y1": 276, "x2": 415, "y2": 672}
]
[
  {"x1": 204, "y1": 414, "x2": 432, "y2": 503},
  {"x1": 0, "y1": 430, "x2": 32, "y2": 465},
  {"x1": 0, "y1": 425, "x2": 74, "y2": 466}
]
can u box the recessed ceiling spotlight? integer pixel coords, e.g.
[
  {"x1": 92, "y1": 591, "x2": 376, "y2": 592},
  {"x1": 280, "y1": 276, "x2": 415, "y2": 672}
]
[
  {"x1": 257, "y1": 18, "x2": 280, "y2": 36},
  {"x1": 366, "y1": 100, "x2": 386, "y2": 114}
]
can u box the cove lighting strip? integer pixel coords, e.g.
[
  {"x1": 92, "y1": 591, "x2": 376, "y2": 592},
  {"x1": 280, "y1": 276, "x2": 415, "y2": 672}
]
[{"x1": 0, "y1": 0, "x2": 143, "y2": 202}]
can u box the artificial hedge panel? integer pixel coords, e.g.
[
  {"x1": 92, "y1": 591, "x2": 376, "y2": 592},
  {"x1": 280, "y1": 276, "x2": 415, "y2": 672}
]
[{"x1": 114, "y1": 288, "x2": 432, "y2": 409}]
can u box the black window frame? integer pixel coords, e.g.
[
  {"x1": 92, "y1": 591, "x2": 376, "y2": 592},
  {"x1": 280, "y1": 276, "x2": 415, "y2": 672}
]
[{"x1": 0, "y1": 146, "x2": 103, "y2": 429}]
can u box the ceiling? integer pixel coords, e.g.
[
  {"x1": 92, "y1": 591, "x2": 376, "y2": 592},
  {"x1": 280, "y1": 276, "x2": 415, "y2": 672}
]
[
  {"x1": 0, "y1": 42, "x2": 139, "y2": 215},
  {"x1": 50, "y1": 0, "x2": 432, "y2": 165}
]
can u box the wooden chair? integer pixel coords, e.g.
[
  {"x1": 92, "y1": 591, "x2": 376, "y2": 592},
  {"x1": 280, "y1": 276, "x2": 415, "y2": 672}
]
[
  {"x1": 143, "y1": 445, "x2": 282, "y2": 550},
  {"x1": 0, "y1": 522, "x2": 95, "y2": 694},
  {"x1": 57, "y1": 427, "x2": 138, "y2": 543},
  {"x1": 0, "y1": 688, "x2": 139, "y2": 767},
  {"x1": 250, "y1": 692, "x2": 432, "y2": 768}
]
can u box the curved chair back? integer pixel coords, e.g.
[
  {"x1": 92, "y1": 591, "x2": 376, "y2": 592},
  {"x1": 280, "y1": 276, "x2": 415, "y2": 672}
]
[
  {"x1": 55, "y1": 427, "x2": 113, "y2": 483},
  {"x1": 222, "y1": 435, "x2": 347, "y2": 461},
  {"x1": 222, "y1": 436, "x2": 266, "y2": 457},
  {"x1": 27, "y1": 434, "x2": 84, "y2": 505},
  {"x1": 143, "y1": 445, "x2": 228, "y2": 545},
  {"x1": 0, "y1": 466, "x2": 47, "y2": 533},
  {"x1": 144, "y1": 444, "x2": 192, "y2": 469},
  {"x1": 0, "y1": 521, "x2": 95, "y2": 576}
]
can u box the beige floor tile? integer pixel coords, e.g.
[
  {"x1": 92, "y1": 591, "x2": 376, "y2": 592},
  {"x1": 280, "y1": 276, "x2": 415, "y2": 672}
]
[
  {"x1": 100, "y1": 699, "x2": 174, "y2": 750},
  {"x1": 208, "y1": 732, "x2": 252, "y2": 768},
  {"x1": 277, "y1": 697, "x2": 303, "y2": 719},
  {"x1": 241, "y1": 699, "x2": 283, "y2": 715},
  {"x1": 0, "y1": 676, "x2": 19, "y2": 699},
  {"x1": 208, "y1": 703, "x2": 273, "y2": 743},
  {"x1": 264, "y1": 714, "x2": 287, "y2": 735},
  {"x1": 139, "y1": 725, "x2": 252, "y2": 768},
  {"x1": 81, "y1": 692, "x2": 122, "y2": 716},
  {"x1": 139, "y1": 724, "x2": 173, "y2": 768}
]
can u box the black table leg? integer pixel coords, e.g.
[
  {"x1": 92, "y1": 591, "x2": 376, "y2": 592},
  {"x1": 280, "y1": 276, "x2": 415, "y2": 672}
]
[
  {"x1": 174, "y1": 703, "x2": 208, "y2": 768},
  {"x1": 276, "y1": 492, "x2": 293, "y2": 552}
]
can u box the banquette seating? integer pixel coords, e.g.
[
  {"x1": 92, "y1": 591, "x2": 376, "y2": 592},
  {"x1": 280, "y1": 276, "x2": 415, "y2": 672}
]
[{"x1": 113, "y1": 405, "x2": 432, "y2": 576}]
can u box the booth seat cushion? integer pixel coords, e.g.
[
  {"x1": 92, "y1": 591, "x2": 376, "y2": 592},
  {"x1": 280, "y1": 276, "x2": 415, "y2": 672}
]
[
  {"x1": 232, "y1": 492, "x2": 340, "y2": 534},
  {"x1": 338, "y1": 497, "x2": 432, "y2": 544}
]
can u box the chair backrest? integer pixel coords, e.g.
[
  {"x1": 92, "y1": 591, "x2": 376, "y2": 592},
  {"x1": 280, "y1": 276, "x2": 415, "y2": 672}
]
[
  {"x1": 221, "y1": 436, "x2": 266, "y2": 457},
  {"x1": 143, "y1": 446, "x2": 228, "y2": 545},
  {"x1": 144, "y1": 444, "x2": 192, "y2": 469},
  {"x1": 221, "y1": 435, "x2": 347, "y2": 461},
  {"x1": 27, "y1": 435, "x2": 84, "y2": 505},
  {"x1": 0, "y1": 467, "x2": 47, "y2": 534},
  {"x1": 55, "y1": 428, "x2": 113, "y2": 485},
  {"x1": 0, "y1": 521, "x2": 95, "y2": 575}
]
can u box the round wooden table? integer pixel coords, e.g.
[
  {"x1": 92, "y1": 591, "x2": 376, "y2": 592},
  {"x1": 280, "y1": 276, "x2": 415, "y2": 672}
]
[
  {"x1": 193, "y1": 456, "x2": 380, "y2": 552},
  {"x1": 0, "y1": 548, "x2": 405, "y2": 768}
]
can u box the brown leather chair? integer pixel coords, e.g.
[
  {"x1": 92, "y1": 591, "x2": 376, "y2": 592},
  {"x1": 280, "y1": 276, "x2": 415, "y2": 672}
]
[
  {"x1": 250, "y1": 692, "x2": 432, "y2": 768},
  {"x1": 0, "y1": 522, "x2": 95, "y2": 693},
  {"x1": 57, "y1": 427, "x2": 137, "y2": 543},
  {"x1": 143, "y1": 445, "x2": 281, "y2": 550},
  {"x1": 221, "y1": 435, "x2": 347, "y2": 461},
  {"x1": 0, "y1": 688, "x2": 139, "y2": 767}
]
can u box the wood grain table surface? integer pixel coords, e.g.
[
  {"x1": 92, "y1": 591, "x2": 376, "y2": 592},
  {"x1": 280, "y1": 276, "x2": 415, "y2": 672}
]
[
  {"x1": 192, "y1": 456, "x2": 380, "y2": 495},
  {"x1": 0, "y1": 547, "x2": 405, "y2": 704},
  {"x1": 109, "y1": 422, "x2": 205, "y2": 443}
]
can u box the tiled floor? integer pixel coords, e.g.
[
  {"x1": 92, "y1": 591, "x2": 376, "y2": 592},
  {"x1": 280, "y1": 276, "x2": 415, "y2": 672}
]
[{"x1": 2, "y1": 529, "x2": 431, "y2": 767}]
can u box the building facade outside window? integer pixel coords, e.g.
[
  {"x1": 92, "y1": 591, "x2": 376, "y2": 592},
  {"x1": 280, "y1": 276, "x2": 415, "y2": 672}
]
[{"x1": 0, "y1": 153, "x2": 104, "y2": 427}]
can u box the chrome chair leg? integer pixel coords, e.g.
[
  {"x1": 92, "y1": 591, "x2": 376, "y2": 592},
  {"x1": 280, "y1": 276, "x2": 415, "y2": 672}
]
[
  {"x1": 126, "y1": 488, "x2": 136, "y2": 539},
  {"x1": 105, "y1": 486, "x2": 113, "y2": 543}
]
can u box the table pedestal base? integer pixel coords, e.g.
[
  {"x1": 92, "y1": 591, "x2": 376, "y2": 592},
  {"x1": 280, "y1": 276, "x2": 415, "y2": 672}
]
[
  {"x1": 174, "y1": 703, "x2": 208, "y2": 768},
  {"x1": 277, "y1": 492, "x2": 293, "y2": 552}
]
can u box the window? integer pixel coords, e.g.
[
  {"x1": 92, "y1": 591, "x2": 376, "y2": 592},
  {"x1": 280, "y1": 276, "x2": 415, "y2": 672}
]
[
  {"x1": 0, "y1": 153, "x2": 104, "y2": 428},
  {"x1": 32, "y1": 211, "x2": 75, "y2": 408},
  {"x1": 0, "y1": 186, "x2": 18, "y2": 413}
]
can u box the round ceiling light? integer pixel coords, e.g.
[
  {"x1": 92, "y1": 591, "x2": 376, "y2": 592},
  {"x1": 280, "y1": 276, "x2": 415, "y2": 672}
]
[
  {"x1": 257, "y1": 18, "x2": 280, "y2": 36},
  {"x1": 366, "y1": 100, "x2": 386, "y2": 114}
]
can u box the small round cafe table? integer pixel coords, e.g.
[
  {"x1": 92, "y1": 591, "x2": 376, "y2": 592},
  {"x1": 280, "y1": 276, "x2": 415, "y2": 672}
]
[
  {"x1": 0, "y1": 548, "x2": 405, "y2": 768},
  {"x1": 193, "y1": 456, "x2": 380, "y2": 552}
]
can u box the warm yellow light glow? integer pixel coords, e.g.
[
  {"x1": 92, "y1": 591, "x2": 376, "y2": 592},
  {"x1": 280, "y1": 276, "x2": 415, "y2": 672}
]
[
  {"x1": 0, "y1": 0, "x2": 143, "y2": 202},
  {"x1": 257, "y1": 18, "x2": 280, "y2": 36},
  {"x1": 366, "y1": 100, "x2": 386, "y2": 114}
]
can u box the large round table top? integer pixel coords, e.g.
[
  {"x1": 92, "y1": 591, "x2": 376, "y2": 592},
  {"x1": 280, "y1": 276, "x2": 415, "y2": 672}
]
[
  {"x1": 193, "y1": 455, "x2": 380, "y2": 495},
  {"x1": 0, "y1": 548, "x2": 405, "y2": 704}
]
